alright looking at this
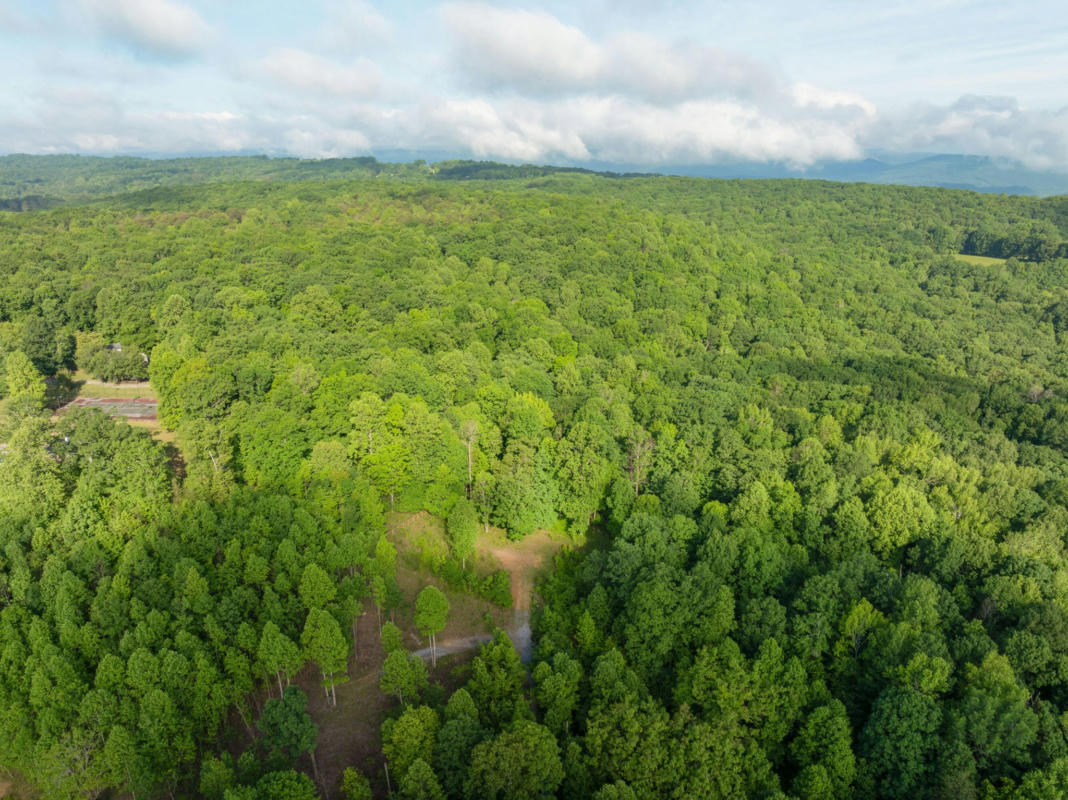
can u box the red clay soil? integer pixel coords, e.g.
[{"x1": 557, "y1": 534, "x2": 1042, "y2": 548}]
[{"x1": 480, "y1": 530, "x2": 561, "y2": 611}]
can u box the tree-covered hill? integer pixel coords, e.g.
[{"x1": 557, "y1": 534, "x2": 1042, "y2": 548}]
[
  {"x1": 2, "y1": 166, "x2": 1068, "y2": 798},
  {"x1": 0, "y1": 154, "x2": 428, "y2": 207}
]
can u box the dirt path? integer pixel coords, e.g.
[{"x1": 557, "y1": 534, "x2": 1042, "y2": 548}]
[
  {"x1": 283, "y1": 518, "x2": 570, "y2": 796},
  {"x1": 412, "y1": 634, "x2": 493, "y2": 661},
  {"x1": 478, "y1": 530, "x2": 564, "y2": 662},
  {"x1": 386, "y1": 514, "x2": 568, "y2": 663}
]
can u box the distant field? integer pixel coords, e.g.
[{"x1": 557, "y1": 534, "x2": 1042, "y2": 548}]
[
  {"x1": 55, "y1": 374, "x2": 169, "y2": 441},
  {"x1": 70, "y1": 371, "x2": 153, "y2": 399},
  {"x1": 956, "y1": 253, "x2": 1007, "y2": 266}
]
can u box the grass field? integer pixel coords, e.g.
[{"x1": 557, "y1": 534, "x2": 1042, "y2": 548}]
[
  {"x1": 68, "y1": 371, "x2": 154, "y2": 398},
  {"x1": 50, "y1": 372, "x2": 172, "y2": 441},
  {"x1": 955, "y1": 253, "x2": 1008, "y2": 266}
]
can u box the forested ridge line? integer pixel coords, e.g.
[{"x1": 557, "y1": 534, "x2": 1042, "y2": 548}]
[{"x1": 3, "y1": 168, "x2": 1068, "y2": 798}]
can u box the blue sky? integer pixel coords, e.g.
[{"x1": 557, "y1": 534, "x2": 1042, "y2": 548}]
[{"x1": 2, "y1": 0, "x2": 1066, "y2": 169}]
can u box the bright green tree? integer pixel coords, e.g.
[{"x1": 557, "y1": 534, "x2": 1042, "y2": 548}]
[
  {"x1": 4, "y1": 350, "x2": 47, "y2": 424},
  {"x1": 465, "y1": 720, "x2": 563, "y2": 800},
  {"x1": 381, "y1": 650, "x2": 428, "y2": 706},
  {"x1": 446, "y1": 499, "x2": 479, "y2": 569},
  {"x1": 300, "y1": 609, "x2": 349, "y2": 706},
  {"x1": 415, "y1": 586, "x2": 450, "y2": 667},
  {"x1": 382, "y1": 705, "x2": 440, "y2": 782},
  {"x1": 399, "y1": 758, "x2": 444, "y2": 800}
]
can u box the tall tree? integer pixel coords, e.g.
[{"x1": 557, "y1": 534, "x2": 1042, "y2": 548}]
[
  {"x1": 446, "y1": 499, "x2": 479, "y2": 569},
  {"x1": 381, "y1": 650, "x2": 429, "y2": 706},
  {"x1": 300, "y1": 609, "x2": 349, "y2": 706},
  {"x1": 414, "y1": 586, "x2": 450, "y2": 667},
  {"x1": 465, "y1": 720, "x2": 564, "y2": 800},
  {"x1": 4, "y1": 350, "x2": 47, "y2": 425},
  {"x1": 258, "y1": 687, "x2": 320, "y2": 787}
]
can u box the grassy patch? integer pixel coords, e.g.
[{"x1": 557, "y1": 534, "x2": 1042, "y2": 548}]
[
  {"x1": 388, "y1": 511, "x2": 450, "y2": 572},
  {"x1": 393, "y1": 564, "x2": 511, "y2": 642},
  {"x1": 955, "y1": 253, "x2": 1007, "y2": 266},
  {"x1": 72, "y1": 377, "x2": 155, "y2": 399},
  {"x1": 125, "y1": 416, "x2": 175, "y2": 442},
  {"x1": 0, "y1": 769, "x2": 40, "y2": 799}
]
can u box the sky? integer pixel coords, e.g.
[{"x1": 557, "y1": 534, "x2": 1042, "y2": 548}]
[{"x1": 2, "y1": 0, "x2": 1067, "y2": 170}]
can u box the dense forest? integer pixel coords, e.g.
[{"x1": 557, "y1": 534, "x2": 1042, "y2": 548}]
[{"x1": 2, "y1": 156, "x2": 1068, "y2": 799}]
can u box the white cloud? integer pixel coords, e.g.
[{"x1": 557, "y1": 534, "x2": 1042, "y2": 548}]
[
  {"x1": 442, "y1": 3, "x2": 781, "y2": 104},
  {"x1": 281, "y1": 125, "x2": 371, "y2": 158},
  {"x1": 416, "y1": 95, "x2": 865, "y2": 166},
  {"x1": 3, "y1": 2, "x2": 1065, "y2": 175},
  {"x1": 0, "y1": 0, "x2": 36, "y2": 32},
  {"x1": 792, "y1": 83, "x2": 877, "y2": 118},
  {"x1": 601, "y1": 33, "x2": 779, "y2": 104},
  {"x1": 77, "y1": 0, "x2": 212, "y2": 57},
  {"x1": 434, "y1": 6, "x2": 874, "y2": 166},
  {"x1": 874, "y1": 96, "x2": 1068, "y2": 171},
  {"x1": 426, "y1": 98, "x2": 591, "y2": 161},
  {"x1": 259, "y1": 48, "x2": 382, "y2": 97},
  {"x1": 442, "y1": 3, "x2": 602, "y2": 93},
  {"x1": 321, "y1": 0, "x2": 393, "y2": 48}
]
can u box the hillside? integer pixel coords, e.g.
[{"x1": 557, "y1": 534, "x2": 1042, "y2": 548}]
[{"x1": 3, "y1": 166, "x2": 1068, "y2": 798}]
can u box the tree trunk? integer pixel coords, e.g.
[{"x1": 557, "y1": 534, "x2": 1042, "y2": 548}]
[
  {"x1": 276, "y1": 671, "x2": 284, "y2": 697},
  {"x1": 236, "y1": 703, "x2": 254, "y2": 736},
  {"x1": 466, "y1": 441, "x2": 473, "y2": 495},
  {"x1": 384, "y1": 760, "x2": 393, "y2": 796},
  {"x1": 310, "y1": 748, "x2": 321, "y2": 790},
  {"x1": 431, "y1": 633, "x2": 436, "y2": 668}
]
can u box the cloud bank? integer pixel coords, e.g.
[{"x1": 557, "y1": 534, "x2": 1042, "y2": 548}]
[
  {"x1": 1, "y1": 1, "x2": 1065, "y2": 171},
  {"x1": 76, "y1": 0, "x2": 212, "y2": 57}
]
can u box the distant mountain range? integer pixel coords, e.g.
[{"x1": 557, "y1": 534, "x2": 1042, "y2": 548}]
[
  {"x1": 1, "y1": 151, "x2": 1065, "y2": 205},
  {"x1": 375, "y1": 150, "x2": 1068, "y2": 196},
  {"x1": 583, "y1": 153, "x2": 1068, "y2": 197}
]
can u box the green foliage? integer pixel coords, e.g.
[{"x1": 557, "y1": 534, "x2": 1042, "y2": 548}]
[
  {"x1": 300, "y1": 609, "x2": 349, "y2": 705},
  {"x1": 6, "y1": 158, "x2": 1068, "y2": 798},
  {"x1": 465, "y1": 720, "x2": 564, "y2": 800},
  {"x1": 415, "y1": 585, "x2": 450, "y2": 639},
  {"x1": 398, "y1": 758, "x2": 444, "y2": 800},
  {"x1": 466, "y1": 631, "x2": 528, "y2": 730},
  {"x1": 382, "y1": 705, "x2": 440, "y2": 783},
  {"x1": 446, "y1": 499, "x2": 479, "y2": 568},
  {"x1": 380, "y1": 649, "x2": 429, "y2": 706},
  {"x1": 258, "y1": 687, "x2": 317, "y2": 764},
  {"x1": 243, "y1": 769, "x2": 320, "y2": 800},
  {"x1": 381, "y1": 621, "x2": 405, "y2": 654},
  {"x1": 4, "y1": 350, "x2": 46, "y2": 424},
  {"x1": 339, "y1": 767, "x2": 372, "y2": 800}
]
